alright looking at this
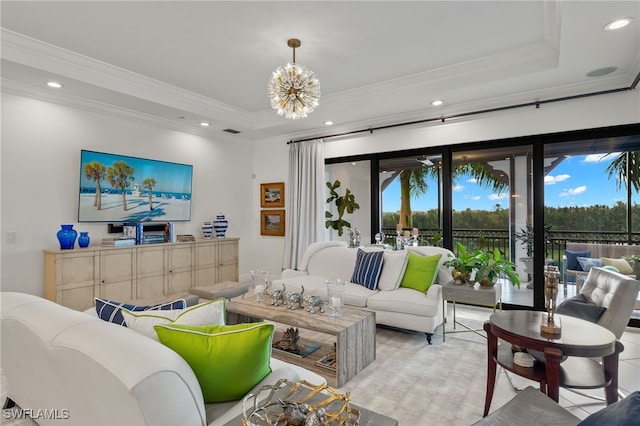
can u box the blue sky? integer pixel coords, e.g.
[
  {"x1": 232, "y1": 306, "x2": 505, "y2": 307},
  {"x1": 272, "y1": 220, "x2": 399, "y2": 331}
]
[
  {"x1": 382, "y1": 153, "x2": 628, "y2": 212},
  {"x1": 79, "y1": 150, "x2": 192, "y2": 193}
]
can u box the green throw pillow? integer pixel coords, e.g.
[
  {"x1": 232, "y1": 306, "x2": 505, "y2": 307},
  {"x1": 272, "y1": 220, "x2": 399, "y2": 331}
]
[
  {"x1": 154, "y1": 322, "x2": 274, "y2": 403},
  {"x1": 399, "y1": 252, "x2": 442, "y2": 293}
]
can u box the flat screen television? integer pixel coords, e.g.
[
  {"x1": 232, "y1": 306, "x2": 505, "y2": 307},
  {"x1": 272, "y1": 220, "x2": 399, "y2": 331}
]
[{"x1": 78, "y1": 150, "x2": 193, "y2": 222}]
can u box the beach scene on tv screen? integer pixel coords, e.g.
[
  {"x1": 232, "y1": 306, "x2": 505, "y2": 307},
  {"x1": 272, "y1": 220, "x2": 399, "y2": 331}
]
[{"x1": 79, "y1": 150, "x2": 192, "y2": 222}]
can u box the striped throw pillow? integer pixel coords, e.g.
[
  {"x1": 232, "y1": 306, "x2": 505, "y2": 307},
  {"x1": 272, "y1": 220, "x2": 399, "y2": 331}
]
[
  {"x1": 351, "y1": 248, "x2": 385, "y2": 290},
  {"x1": 95, "y1": 298, "x2": 186, "y2": 326}
]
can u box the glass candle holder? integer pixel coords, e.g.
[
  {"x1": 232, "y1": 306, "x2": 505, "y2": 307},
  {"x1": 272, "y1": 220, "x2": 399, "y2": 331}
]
[
  {"x1": 251, "y1": 269, "x2": 269, "y2": 303},
  {"x1": 326, "y1": 279, "x2": 345, "y2": 318}
]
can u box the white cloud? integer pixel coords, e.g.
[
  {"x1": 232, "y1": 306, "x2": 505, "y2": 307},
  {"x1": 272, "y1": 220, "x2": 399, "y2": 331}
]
[
  {"x1": 583, "y1": 153, "x2": 619, "y2": 163},
  {"x1": 488, "y1": 193, "x2": 508, "y2": 200},
  {"x1": 453, "y1": 184, "x2": 464, "y2": 192},
  {"x1": 471, "y1": 195, "x2": 481, "y2": 200},
  {"x1": 559, "y1": 185, "x2": 587, "y2": 197},
  {"x1": 466, "y1": 178, "x2": 477, "y2": 183},
  {"x1": 544, "y1": 174, "x2": 570, "y2": 185}
]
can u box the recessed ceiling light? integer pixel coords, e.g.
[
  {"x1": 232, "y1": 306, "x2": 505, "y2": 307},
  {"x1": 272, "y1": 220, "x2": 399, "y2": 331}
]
[
  {"x1": 324, "y1": 121, "x2": 334, "y2": 126},
  {"x1": 604, "y1": 17, "x2": 633, "y2": 31},
  {"x1": 200, "y1": 122, "x2": 210, "y2": 127},
  {"x1": 431, "y1": 99, "x2": 444, "y2": 106},
  {"x1": 46, "y1": 81, "x2": 63, "y2": 89},
  {"x1": 586, "y1": 66, "x2": 618, "y2": 77}
]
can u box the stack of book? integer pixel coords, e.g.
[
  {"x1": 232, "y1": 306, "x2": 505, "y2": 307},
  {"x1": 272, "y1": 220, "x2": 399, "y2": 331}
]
[
  {"x1": 102, "y1": 238, "x2": 136, "y2": 247},
  {"x1": 142, "y1": 234, "x2": 165, "y2": 245},
  {"x1": 177, "y1": 234, "x2": 195, "y2": 242}
]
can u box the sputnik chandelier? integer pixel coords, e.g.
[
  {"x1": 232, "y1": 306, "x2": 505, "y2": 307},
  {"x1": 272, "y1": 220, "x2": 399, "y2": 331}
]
[{"x1": 268, "y1": 38, "x2": 321, "y2": 120}]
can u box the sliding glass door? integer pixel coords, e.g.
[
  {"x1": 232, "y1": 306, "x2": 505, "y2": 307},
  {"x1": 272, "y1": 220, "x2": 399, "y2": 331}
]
[
  {"x1": 379, "y1": 154, "x2": 443, "y2": 247},
  {"x1": 544, "y1": 141, "x2": 640, "y2": 320},
  {"x1": 451, "y1": 146, "x2": 534, "y2": 306}
]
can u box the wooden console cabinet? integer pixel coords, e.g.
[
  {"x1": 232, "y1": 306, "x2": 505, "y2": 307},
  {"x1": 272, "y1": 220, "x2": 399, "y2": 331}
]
[{"x1": 44, "y1": 238, "x2": 239, "y2": 311}]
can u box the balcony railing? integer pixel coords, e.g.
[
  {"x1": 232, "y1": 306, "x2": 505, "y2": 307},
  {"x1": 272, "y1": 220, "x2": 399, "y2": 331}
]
[{"x1": 381, "y1": 227, "x2": 640, "y2": 266}]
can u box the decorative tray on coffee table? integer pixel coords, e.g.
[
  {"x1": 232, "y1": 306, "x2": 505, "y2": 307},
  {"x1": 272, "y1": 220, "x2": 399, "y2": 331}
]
[{"x1": 242, "y1": 378, "x2": 360, "y2": 425}]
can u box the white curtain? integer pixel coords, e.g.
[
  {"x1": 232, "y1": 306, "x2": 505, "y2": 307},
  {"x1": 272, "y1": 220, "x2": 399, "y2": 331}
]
[{"x1": 282, "y1": 139, "x2": 325, "y2": 270}]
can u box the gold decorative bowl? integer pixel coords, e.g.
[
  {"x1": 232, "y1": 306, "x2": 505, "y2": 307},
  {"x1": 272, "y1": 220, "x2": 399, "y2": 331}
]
[{"x1": 242, "y1": 378, "x2": 360, "y2": 425}]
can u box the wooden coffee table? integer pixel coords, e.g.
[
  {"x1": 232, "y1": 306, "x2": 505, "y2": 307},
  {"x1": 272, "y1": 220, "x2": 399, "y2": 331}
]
[{"x1": 226, "y1": 292, "x2": 376, "y2": 387}]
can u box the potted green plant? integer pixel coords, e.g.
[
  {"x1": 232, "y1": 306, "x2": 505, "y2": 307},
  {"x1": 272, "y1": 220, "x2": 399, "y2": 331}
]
[
  {"x1": 325, "y1": 180, "x2": 360, "y2": 237},
  {"x1": 443, "y1": 242, "x2": 520, "y2": 288},
  {"x1": 474, "y1": 248, "x2": 521, "y2": 288},
  {"x1": 442, "y1": 242, "x2": 483, "y2": 284},
  {"x1": 514, "y1": 224, "x2": 552, "y2": 258}
]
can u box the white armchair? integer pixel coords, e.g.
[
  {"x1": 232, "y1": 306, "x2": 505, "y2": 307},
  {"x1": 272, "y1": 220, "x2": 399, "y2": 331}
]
[
  {"x1": 578, "y1": 266, "x2": 639, "y2": 339},
  {"x1": 559, "y1": 267, "x2": 639, "y2": 401}
]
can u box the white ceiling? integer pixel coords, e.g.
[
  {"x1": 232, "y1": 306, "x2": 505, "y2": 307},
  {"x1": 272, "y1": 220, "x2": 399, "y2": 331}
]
[{"x1": 1, "y1": 1, "x2": 639, "y2": 142}]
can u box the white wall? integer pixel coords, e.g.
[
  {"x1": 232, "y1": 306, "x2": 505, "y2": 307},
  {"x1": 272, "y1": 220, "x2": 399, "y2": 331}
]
[
  {"x1": 1, "y1": 94, "x2": 253, "y2": 295},
  {"x1": 248, "y1": 140, "x2": 290, "y2": 277}
]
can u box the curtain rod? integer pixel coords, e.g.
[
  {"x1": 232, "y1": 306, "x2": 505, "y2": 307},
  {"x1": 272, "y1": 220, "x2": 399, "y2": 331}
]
[{"x1": 287, "y1": 76, "x2": 639, "y2": 145}]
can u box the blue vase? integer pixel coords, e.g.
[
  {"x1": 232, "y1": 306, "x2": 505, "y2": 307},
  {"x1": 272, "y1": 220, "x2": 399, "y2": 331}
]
[
  {"x1": 213, "y1": 214, "x2": 228, "y2": 238},
  {"x1": 57, "y1": 224, "x2": 78, "y2": 250},
  {"x1": 78, "y1": 232, "x2": 90, "y2": 248}
]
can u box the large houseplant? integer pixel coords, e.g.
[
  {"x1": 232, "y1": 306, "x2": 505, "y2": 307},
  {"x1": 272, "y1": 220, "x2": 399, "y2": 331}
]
[
  {"x1": 325, "y1": 180, "x2": 360, "y2": 237},
  {"x1": 444, "y1": 242, "x2": 520, "y2": 288}
]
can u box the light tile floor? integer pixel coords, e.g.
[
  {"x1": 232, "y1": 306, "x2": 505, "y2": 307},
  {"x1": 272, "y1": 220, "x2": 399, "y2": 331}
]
[{"x1": 456, "y1": 304, "x2": 640, "y2": 420}]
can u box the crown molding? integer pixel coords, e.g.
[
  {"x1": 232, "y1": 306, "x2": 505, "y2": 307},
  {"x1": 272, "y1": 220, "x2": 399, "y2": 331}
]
[
  {"x1": 1, "y1": 29, "x2": 251, "y2": 129},
  {"x1": 1, "y1": 77, "x2": 250, "y2": 144}
]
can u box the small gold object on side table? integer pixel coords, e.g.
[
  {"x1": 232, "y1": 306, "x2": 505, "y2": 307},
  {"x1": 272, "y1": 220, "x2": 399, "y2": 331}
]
[{"x1": 541, "y1": 265, "x2": 562, "y2": 337}]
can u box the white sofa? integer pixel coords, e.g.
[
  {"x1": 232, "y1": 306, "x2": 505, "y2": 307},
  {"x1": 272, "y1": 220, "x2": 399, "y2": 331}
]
[
  {"x1": 273, "y1": 241, "x2": 454, "y2": 343},
  {"x1": 0, "y1": 292, "x2": 325, "y2": 426}
]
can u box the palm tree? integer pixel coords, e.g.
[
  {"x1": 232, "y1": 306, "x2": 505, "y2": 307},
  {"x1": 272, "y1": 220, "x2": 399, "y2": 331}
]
[
  {"x1": 142, "y1": 177, "x2": 156, "y2": 210},
  {"x1": 399, "y1": 168, "x2": 432, "y2": 228},
  {"x1": 107, "y1": 161, "x2": 135, "y2": 211},
  {"x1": 605, "y1": 151, "x2": 640, "y2": 192},
  {"x1": 454, "y1": 163, "x2": 509, "y2": 193},
  {"x1": 397, "y1": 162, "x2": 508, "y2": 228},
  {"x1": 83, "y1": 161, "x2": 105, "y2": 210}
]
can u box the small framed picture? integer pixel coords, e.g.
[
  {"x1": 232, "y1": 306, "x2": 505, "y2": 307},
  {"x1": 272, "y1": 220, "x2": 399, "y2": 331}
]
[
  {"x1": 260, "y1": 210, "x2": 285, "y2": 236},
  {"x1": 260, "y1": 182, "x2": 284, "y2": 208}
]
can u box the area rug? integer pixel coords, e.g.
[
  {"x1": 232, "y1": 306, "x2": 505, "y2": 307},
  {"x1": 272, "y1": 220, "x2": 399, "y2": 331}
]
[{"x1": 337, "y1": 318, "x2": 490, "y2": 425}]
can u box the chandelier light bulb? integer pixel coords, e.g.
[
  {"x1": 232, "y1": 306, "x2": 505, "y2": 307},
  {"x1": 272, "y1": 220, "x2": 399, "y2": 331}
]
[{"x1": 268, "y1": 38, "x2": 321, "y2": 120}]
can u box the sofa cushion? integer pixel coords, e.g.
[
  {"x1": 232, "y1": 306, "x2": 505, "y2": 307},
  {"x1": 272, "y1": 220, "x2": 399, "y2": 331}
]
[
  {"x1": 601, "y1": 257, "x2": 634, "y2": 275},
  {"x1": 306, "y1": 246, "x2": 360, "y2": 281},
  {"x1": 343, "y1": 282, "x2": 377, "y2": 307},
  {"x1": 154, "y1": 322, "x2": 274, "y2": 403},
  {"x1": 577, "y1": 257, "x2": 603, "y2": 272},
  {"x1": 366, "y1": 287, "x2": 440, "y2": 317},
  {"x1": 350, "y1": 248, "x2": 385, "y2": 290},
  {"x1": 378, "y1": 251, "x2": 408, "y2": 291},
  {"x1": 556, "y1": 293, "x2": 606, "y2": 323},
  {"x1": 565, "y1": 250, "x2": 591, "y2": 271},
  {"x1": 121, "y1": 299, "x2": 226, "y2": 340},
  {"x1": 94, "y1": 297, "x2": 186, "y2": 326},
  {"x1": 399, "y1": 252, "x2": 442, "y2": 293}
]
